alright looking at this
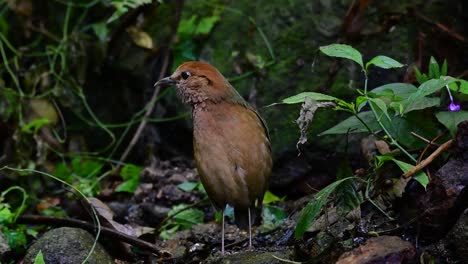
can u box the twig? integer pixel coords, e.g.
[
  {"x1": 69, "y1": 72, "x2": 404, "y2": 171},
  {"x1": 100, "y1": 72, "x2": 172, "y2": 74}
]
[
  {"x1": 414, "y1": 132, "x2": 445, "y2": 164},
  {"x1": 411, "y1": 10, "x2": 467, "y2": 43},
  {"x1": 16, "y1": 215, "x2": 161, "y2": 255},
  {"x1": 410, "y1": 132, "x2": 440, "y2": 147},
  {"x1": 116, "y1": 53, "x2": 169, "y2": 169},
  {"x1": 403, "y1": 139, "x2": 453, "y2": 178},
  {"x1": 116, "y1": 1, "x2": 183, "y2": 171}
]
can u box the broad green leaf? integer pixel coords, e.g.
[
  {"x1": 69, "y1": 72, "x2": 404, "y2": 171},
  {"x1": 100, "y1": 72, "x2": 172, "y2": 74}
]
[
  {"x1": 375, "y1": 155, "x2": 394, "y2": 169},
  {"x1": 384, "y1": 112, "x2": 440, "y2": 149},
  {"x1": 71, "y1": 157, "x2": 102, "y2": 178},
  {"x1": 371, "y1": 83, "x2": 417, "y2": 99},
  {"x1": 178, "y1": 182, "x2": 198, "y2": 192},
  {"x1": 294, "y1": 177, "x2": 354, "y2": 238},
  {"x1": 91, "y1": 23, "x2": 108, "y2": 41},
  {"x1": 170, "y1": 204, "x2": 204, "y2": 229},
  {"x1": 319, "y1": 44, "x2": 363, "y2": 68},
  {"x1": 450, "y1": 79, "x2": 468, "y2": 95},
  {"x1": 0, "y1": 206, "x2": 13, "y2": 223},
  {"x1": 435, "y1": 111, "x2": 468, "y2": 136},
  {"x1": 120, "y1": 164, "x2": 142, "y2": 180},
  {"x1": 366, "y1": 55, "x2": 404, "y2": 70},
  {"x1": 355, "y1": 96, "x2": 368, "y2": 111},
  {"x1": 4, "y1": 226, "x2": 27, "y2": 249},
  {"x1": 34, "y1": 250, "x2": 46, "y2": 264},
  {"x1": 402, "y1": 97, "x2": 440, "y2": 114},
  {"x1": 195, "y1": 16, "x2": 220, "y2": 34},
  {"x1": 263, "y1": 191, "x2": 285, "y2": 204},
  {"x1": 319, "y1": 111, "x2": 380, "y2": 135},
  {"x1": 369, "y1": 98, "x2": 391, "y2": 122},
  {"x1": 115, "y1": 178, "x2": 139, "y2": 193},
  {"x1": 281, "y1": 92, "x2": 340, "y2": 105},
  {"x1": 402, "y1": 77, "x2": 457, "y2": 110},
  {"x1": 392, "y1": 159, "x2": 429, "y2": 188},
  {"x1": 116, "y1": 164, "x2": 142, "y2": 193}
]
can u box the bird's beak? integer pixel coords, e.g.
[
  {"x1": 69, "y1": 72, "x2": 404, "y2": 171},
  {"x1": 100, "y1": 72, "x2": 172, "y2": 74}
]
[{"x1": 154, "y1": 77, "x2": 176, "y2": 88}]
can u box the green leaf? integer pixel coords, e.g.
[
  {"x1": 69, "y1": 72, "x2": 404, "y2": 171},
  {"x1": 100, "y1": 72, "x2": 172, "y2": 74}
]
[
  {"x1": 34, "y1": 250, "x2": 46, "y2": 264},
  {"x1": 428, "y1": 57, "x2": 440, "y2": 79},
  {"x1": 355, "y1": 96, "x2": 368, "y2": 111},
  {"x1": 263, "y1": 191, "x2": 285, "y2": 204},
  {"x1": 159, "y1": 225, "x2": 179, "y2": 240},
  {"x1": 319, "y1": 111, "x2": 380, "y2": 135},
  {"x1": 441, "y1": 59, "x2": 448, "y2": 76},
  {"x1": 91, "y1": 23, "x2": 108, "y2": 41},
  {"x1": 366, "y1": 55, "x2": 404, "y2": 70},
  {"x1": 369, "y1": 98, "x2": 391, "y2": 122},
  {"x1": 435, "y1": 111, "x2": 468, "y2": 136},
  {"x1": 294, "y1": 177, "x2": 354, "y2": 238},
  {"x1": 335, "y1": 160, "x2": 362, "y2": 213},
  {"x1": 392, "y1": 159, "x2": 429, "y2": 188},
  {"x1": 280, "y1": 92, "x2": 340, "y2": 105},
  {"x1": 53, "y1": 163, "x2": 72, "y2": 182},
  {"x1": 402, "y1": 97, "x2": 440, "y2": 114},
  {"x1": 319, "y1": 44, "x2": 363, "y2": 68},
  {"x1": 402, "y1": 77, "x2": 458, "y2": 111},
  {"x1": 177, "y1": 15, "x2": 197, "y2": 38},
  {"x1": 71, "y1": 157, "x2": 102, "y2": 178},
  {"x1": 0, "y1": 206, "x2": 13, "y2": 223},
  {"x1": 451, "y1": 79, "x2": 468, "y2": 95},
  {"x1": 21, "y1": 118, "x2": 50, "y2": 134},
  {"x1": 3, "y1": 226, "x2": 27, "y2": 249},
  {"x1": 371, "y1": 83, "x2": 418, "y2": 99},
  {"x1": 413, "y1": 66, "x2": 428, "y2": 84},
  {"x1": 120, "y1": 164, "x2": 142, "y2": 180},
  {"x1": 169, "y1": 204, "x2": 204, "y2": 229},
  {"x1": 115, "y1": 178, "x2": 139, "y2": 193},
  {"x1": 195, "y1": 16, "x2": 220, "y2": 35},
  {"x1": 178, "y1": 182, "x2": 198, "y2": 192}
]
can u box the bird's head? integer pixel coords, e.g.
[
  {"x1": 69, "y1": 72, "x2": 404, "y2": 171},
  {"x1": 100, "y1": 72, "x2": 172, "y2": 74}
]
[{"x1": 155, "y1": 61, "x2": 238, "y2": 106}]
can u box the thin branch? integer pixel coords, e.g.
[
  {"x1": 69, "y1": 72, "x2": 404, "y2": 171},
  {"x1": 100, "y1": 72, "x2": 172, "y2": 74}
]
[
  {"x1": 16, "y1": 215, "x2": 161, "y2": 255},
  {"x1": 403, "y1": 139, "x2": 453, "y2": 178}
]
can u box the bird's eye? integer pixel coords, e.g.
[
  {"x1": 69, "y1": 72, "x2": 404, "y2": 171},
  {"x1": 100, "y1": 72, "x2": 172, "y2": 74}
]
[{"x1": 181, "y1": 71, "x2": 191, "y2": 80}]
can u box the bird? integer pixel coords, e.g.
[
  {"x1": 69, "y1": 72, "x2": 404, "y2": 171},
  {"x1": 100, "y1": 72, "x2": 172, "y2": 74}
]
[{"x1": 155, "y1": 61, "x2": 272, "y2": 254}]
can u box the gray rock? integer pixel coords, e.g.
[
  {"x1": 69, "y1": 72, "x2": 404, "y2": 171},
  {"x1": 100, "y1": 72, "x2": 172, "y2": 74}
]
[
  {"x1": 336, "y1": 236, "x2": 416, "y2": 264},
  {"x1": 447, "y1": 209, "x2": 468, "y2": 262},
  {"x1": 0, "y1": 231, "x2": 10, "y2": 258},
  {"x1": 23, "y1": 227, "x2": 113, "y2": 264},
  {"x1": 204, "y1": 249, "x2": 294, "y2": 264}
]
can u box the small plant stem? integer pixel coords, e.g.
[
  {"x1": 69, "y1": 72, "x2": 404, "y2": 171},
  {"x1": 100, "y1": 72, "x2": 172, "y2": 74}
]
[{"x1": 363, "y1": 72, "x2": 417, "y2": 163}]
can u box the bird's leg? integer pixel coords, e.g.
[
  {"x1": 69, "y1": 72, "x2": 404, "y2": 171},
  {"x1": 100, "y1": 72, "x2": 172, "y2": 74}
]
[
  {"x1": 248, "y1": 207, "x2": 252, "y2": 250},
  {"x1": 221, "y1": 209, "x2": 225, "y2": 255}
]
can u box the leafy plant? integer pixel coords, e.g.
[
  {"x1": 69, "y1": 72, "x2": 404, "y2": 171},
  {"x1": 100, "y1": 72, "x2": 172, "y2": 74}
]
[
  {"x1": 282, "y1": 43, "x2": 467, "y2": 238},
  {"x1": 159, "y1": 204, "x2": 205, "y2": 240}
]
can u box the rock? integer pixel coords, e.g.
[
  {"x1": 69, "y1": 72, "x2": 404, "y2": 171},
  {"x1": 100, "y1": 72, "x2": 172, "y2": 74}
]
[
  {"x1": 23, "y1": 227, "x2": 113, "y2": 264},
  {"x1": 446, "y1": 208, "x2": 468, "y2": 262},
  {"x1": 0, "y1": 231, "x2": 10, "y2": 258},
  {"x1": 204, "y1": 249, "x2": 294, "y2": 264},
  {"x1": 336, "y1": 236, "x2": 416, "y2": 264}
]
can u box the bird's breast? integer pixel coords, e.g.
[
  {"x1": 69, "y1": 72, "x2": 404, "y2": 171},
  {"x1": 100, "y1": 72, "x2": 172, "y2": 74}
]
[{"x1": 192, "y1": 103, "x2": 272, "y2": 209}]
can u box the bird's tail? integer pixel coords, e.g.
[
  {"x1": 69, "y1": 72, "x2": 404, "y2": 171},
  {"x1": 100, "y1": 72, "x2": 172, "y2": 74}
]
[{"x1": 234, "y1": 204, "x2": 262, "y2": 230}]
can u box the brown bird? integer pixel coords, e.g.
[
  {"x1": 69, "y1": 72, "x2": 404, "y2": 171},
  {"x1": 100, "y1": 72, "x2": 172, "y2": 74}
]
[{"x1": 155, "y1": 61, "x2": 272, "y2": 253}]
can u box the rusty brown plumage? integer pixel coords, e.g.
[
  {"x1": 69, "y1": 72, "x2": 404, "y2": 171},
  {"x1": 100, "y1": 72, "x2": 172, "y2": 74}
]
[{"x1": 155, "y1": 61, "x2": 272, "y2": 253}]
